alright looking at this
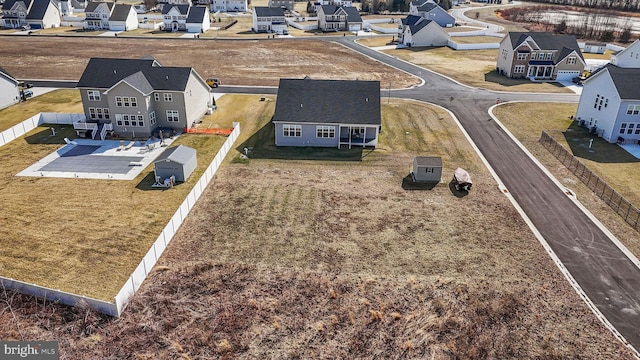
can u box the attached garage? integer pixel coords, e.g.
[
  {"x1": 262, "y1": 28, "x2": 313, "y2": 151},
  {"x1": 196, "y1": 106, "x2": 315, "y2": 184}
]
[
  {"x1": 556, "y1": 70, "x2": 580, "y2": 82},
  {"x1": 412, "y1": 156, "x2": 442, "y2": 182},
  {"x1": 153, "y1": 144, "x2": 197, "y2": 183}
]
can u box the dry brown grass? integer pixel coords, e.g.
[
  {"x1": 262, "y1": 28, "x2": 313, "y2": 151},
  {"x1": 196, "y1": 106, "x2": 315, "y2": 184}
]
[
  {"x1": 450, "y1": 35, "x2": 502, "y2": 44},
  {"x1": 0, "y1": 90, "x2": 83, "y2": 132},
  {"x1": 493, "y1": 102, "x2": 640, "y2": 260},
  {"x1": 0, "y1": 98, "x2": 632, "y2": 358},
  {"x1": 383, "y1": 46, "x2": 573, "y2": 93},
  {"x1": 355, "y1": 36, "x2": 395, "y2": 47},
  {"x1": 0, "y1": 37, "x2": 419, "y2": 88}
]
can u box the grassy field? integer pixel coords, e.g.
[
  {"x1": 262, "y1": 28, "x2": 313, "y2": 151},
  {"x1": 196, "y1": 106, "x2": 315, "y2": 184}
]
[
  {"x1": 0, "y1": 95, "x2": 240, "y2": 300},
  {"x1": 0, "y1": 37, "x2": 419, "y2": 88},
  {"x1": 383, "y1": 46, "x2": 573, "y2": 93},
  {"x1": 450, "y1": 35, "x2": 502, "y2": 44},
  {"x1": 493, "y1": 102, "x2": 640, "y2": 258},
  {"x1": 0, "y1": 90, "x2": 83, "y2": 132}
]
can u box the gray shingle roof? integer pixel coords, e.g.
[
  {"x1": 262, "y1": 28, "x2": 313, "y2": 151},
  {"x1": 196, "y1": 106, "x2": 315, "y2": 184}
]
[
  {"x1": 254, "y1": 6, "x2": 284, "y2": 17},
  {"x1": 409, "y1": 18, "x2": 432, "y2": 35},
  {"x1": 161, "y1": 4, "x2": 189, "y2": 14},
  {"x1": 416, "y1": 2, "x2": 438, "y2": 12},
  {"x1": 401, "y1": 14, "x2": 422, "y2": 26},
  {"x1": 0, "y1": 66, "x2": 18, "y2": 84},
  {"x1": 320, "y1": 5, "x2": 361, "y2": 22},
  {"x1": 2, "y1": 0, "x2": 32, "y2": 11},
  {"x1": 186, "y1": 6, "x2": 207, "y2": 23},
  {"x1": 77, "y1": 58, "x2": 194, "y2": 92},
  {"x1": 415, "y1": 156, "x2": 442, "y2": 167},
  {"x1": 602, "y1": 64, "x2": 640, "y2": 100},
  {"x1": 111, "y1": 71, "x2": 154, "y2": 94},
  {"x1": 84, "y1": 1, "x2": 113, "y2": 13},
  {"x1": 25, "y1": 0, "x2": 55, "y2": 19},
  {"x1": 273, "y1": 78, "x2": 381, "y2": 126},
  {"x1": 109, "y1": 3, "x2": 132, "y2": 21},
  {"x1": 508, "y1": 32, "x2": 584, "y2": 63},
  {"x1": 154, "y1": 144, "x2": 196, "y2": 165}
]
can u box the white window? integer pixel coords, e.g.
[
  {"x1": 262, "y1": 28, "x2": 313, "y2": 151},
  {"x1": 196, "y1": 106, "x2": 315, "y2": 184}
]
[
  {"x1": 627, "y1": 105, "x2": 640, "y2": 115},
  {"x1": 123, "y1": 114, "x2": 131, "y2": 126},
  {"x1": 167, "y1": 110, "x2": 179, "y2": 122},
  {"x1": 131, "y1": 97, "x2": 137, "y2": 107},
  {"x1": 283, "y1": 124, "x2": 301, "y2": 137},
  {"x1": 123, "y1": 97, "x2": 130, "y2": 107},
  {"x1": 628, "y1": 123, "x2": 635, "y2": 134},
  {"x1": 103, "y1": 108, "x2": 110, "y2": 119},
  {"x1": 154, "y1": 93, "x2": 160, "y2": 101},
  {"x1": 149, "y1": 111, "x2": 156, "y2": 125},
  {"x1": 89, "y1": 108, "x2": 96, "y2": 119},
  {"x1": 316, "y1": 125, "x2": 335, "y2": 138},
  {"x1": 96, "y1": 108, "x2": 103, "y2": 119},
  {"x1": 137, "y1": 115, "x2": 144, "y2": 127},
  {"x1": 546, "y1": 52, "x2": 553, "y2": 60},
  {"x1": 116, "y1": 114, "x2": 123, "y2": 126},
  {"x1": 566, "y1": 57, "x2": 576, "y2": 65},
  {"x1": 530, "y1": 53, "x2": 537, "y2": 60},
  {"x1": 514, "y1": 65, "x2": 525, "y2": 73},
  {"x1": 517, "y1": 53, "x2": 527, "y2": 61},
  {"x1": 620, "y1": 123, "x2": 627, "y2": 134},
  {"x1": 164, "y1": 93, "x2": 173, "y2": 102},
  {"x1": 115, "y1": 96, "x2": 123, "y2": 107},
  {"x1": 87, "y1": 90, "x2": 101, "y2": 101}
]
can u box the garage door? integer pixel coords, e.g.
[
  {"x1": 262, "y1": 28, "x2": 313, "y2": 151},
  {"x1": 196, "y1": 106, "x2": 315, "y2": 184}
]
[
  {"x1": 28, "y1": 23, "x2": 42, "y2": 29},
  {"x1": 556, "y1": 70, "x2": 580, "y2": 82}
]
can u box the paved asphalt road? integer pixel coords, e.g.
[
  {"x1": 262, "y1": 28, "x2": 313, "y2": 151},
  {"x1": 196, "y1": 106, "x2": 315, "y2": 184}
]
[{"x1": 22, "y1": 37, "x2": 640, "y2": 353}]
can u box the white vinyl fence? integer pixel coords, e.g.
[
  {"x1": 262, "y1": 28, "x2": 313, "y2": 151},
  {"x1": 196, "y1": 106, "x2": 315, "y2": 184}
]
[
  {"x1": 448, "y1": 39, "x2": 500, "y2": 50},
  {"x1": 0, "y1": 114, "x2": 241, "y2": 317}
]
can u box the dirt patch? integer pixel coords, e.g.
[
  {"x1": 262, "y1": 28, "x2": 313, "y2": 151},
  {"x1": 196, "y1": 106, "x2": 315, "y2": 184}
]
[{"x1": 0, "y1": 37, "x2": 419, "y2": 88}]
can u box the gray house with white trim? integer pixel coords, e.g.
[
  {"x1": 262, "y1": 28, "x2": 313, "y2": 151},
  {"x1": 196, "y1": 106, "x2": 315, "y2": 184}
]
[
  {"x1": 273, "y1": 78, "x2": 381, "y2": 148},
  {"x1": 408, "y1": 0, "x2": 454, "y2": 28},
  {"x1": 76, "y1": 57, "x2": 213, "y2": 139}
]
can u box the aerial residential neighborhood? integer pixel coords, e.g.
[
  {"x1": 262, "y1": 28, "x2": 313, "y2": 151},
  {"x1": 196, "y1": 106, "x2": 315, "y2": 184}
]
[{"x1": 2, "y1": 0, "x2": 640, "y2": 357}]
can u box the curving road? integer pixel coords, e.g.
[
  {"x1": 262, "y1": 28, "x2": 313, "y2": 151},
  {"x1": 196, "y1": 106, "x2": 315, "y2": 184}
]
[{"x1": 21, "y1": 29, "x2": 640, "y2": 354}]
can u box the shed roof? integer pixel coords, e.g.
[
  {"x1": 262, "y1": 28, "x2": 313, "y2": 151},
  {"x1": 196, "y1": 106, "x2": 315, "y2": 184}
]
[
  {"x1": 154, "y1": 144, "x2": 197, "y2": 165},
  {"x1": 273, "y1": 78, "x2": 381, "y2": 125},
  {"x1": 415, "y1": 156, "x2": 442, "y2": 167}
]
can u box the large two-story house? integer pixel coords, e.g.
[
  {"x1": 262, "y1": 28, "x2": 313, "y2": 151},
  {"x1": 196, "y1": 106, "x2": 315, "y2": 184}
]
[
  {"x1": 2, "y1": 0, "x2": 61, "y2": 29},
  {"x1": 84, "y1": 1, "x2": 114, "y2": 30},
  {"x1": 496, "y1": 32, "x2": 586, "y2": 82},
  {"x1": 162, "y1": 4, "x2": 209, "y2": 32},
  {"x1": 398, "y1": 14, "x2": 449, "y2": 47},
  {"x1": 273, "y1": 78, "x2": 381, "y2": 149},
  {"x1": 611, "y1": 39, "x2": 640, "y2": 68},
  {"x1": 75, "y1": 57, "x2": 213, "y2": 139},
  {"x1": 252, "y1": 6, "x2": 286, "y2": 33},
  {"x1": 317, "y1": 5, "x2": 361, "y2": 32},
  {"x1": 196, "y1": 0, "x2": 246, "y2": 12},
  {"x1": 108, "y1": 3, "x2": 138, "y2": 31},
  {"x1": 408, "y1": 0, "x2": 454, "y2": 28}
]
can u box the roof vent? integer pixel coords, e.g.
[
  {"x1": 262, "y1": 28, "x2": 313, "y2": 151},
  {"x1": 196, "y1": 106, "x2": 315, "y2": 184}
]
[
  {"x1": 366, "y1": 97, "x2": 369, "y2": 102},
  {"x1": 166, "y1": 75, "x2": 169, "y2": 80},
  {"x1": 300, "y1": 103, "x2": 303, "y2": 108},
  {"x1": 113, "y1": 70, "x2": 117, "y2": 74}
]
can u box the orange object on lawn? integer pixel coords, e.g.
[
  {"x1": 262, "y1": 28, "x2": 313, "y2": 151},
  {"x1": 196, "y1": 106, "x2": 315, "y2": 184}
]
[{"x1": 186, "y1": 128, "x2": 233, "y2": 136}]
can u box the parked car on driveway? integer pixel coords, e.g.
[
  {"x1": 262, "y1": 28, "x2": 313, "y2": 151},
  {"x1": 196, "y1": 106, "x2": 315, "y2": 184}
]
[{"x1": 22, "y1": 89, "x2": 33, "y2": 99}]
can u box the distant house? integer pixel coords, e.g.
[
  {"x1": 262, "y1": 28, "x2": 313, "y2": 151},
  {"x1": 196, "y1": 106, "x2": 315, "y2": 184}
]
[
  {"x1": 312, "y1": 0, "x2": 352, "y2": 12},
  {"x1": 610, "y1": 39, "x2": 640, "y2": 68},
  {"x1": 162, "y1": 4, "x2": 189, "y2": 31},
  {"x1": 268, "y1": 0, "x2": 293, "y2": 11},
  {"x1": 273, "y1": 78, "x2": 381, "y2": 148},
  {"x1": 252, "y1": 6, "x2": 285, "y2": 33},
  {"x1": 496, "y1": 32, "x2": 586, "y2": 82},
  {"x1": 204, "y1": 0, "x2": 246, "y2": 12},
  {"x1": 75, "y1": 57, "x2": 213, "y2": 139},
  {"x1": 185, "y1": 5, "x2": 209, "y2": 33},
  {"x1": 575, "y1": 64, "x2": 640, "y2": 143},
  {"x1": 398, "y1": 15, "x2": 449, "y2": 47},
  {"x1": 408, "y1": 0, "x2": 454, "y2": 28},
  {"x1": 157, "y1": 0, "x2": 192, "y2": 9},
  {"x1": 2, "y1": 0, "x2": 60, "y2": 29},
  {"x1": 108, "y1": 3, "x2": 138, "y2": 31},
  {"x1": 84, "y1": 1, "x2": 114, "y2": 30},
  {"x1": 25, "y1": 0, "x2": 60, "y2": 28},
  {"x1": 317, "y1": 5, "x2": 361, "y2": 32},
  {"x1": 0, "y1": 66, "x2": 21, "y2": 110},
  {"x1": 583, "y1": 42, "x2": 606, "y2": 54},
  {"x1": 154, "y1": 144, "x2": 197, "y2": 182}
]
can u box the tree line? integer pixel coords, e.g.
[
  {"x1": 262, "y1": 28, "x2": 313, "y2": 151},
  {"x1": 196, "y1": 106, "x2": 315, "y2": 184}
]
[{"x1": 523, "y1": 0, "x2": 640, "y2": 12}]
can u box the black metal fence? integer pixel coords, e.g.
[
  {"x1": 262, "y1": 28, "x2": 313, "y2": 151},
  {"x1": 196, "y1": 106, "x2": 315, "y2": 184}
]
[{"x1": 539, "y1": 131, "x2": 640, "y2": 231}]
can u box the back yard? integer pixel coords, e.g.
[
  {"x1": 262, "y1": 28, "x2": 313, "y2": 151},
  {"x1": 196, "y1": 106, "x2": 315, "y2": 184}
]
[{"x1": 0, "y1": 95, "x2": 632, "y2": 358}]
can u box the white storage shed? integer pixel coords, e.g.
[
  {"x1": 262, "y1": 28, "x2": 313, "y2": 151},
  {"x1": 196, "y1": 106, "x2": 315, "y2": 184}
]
[
  {"x1": 412, "y1": 156, "x2": 442, "y2": 182},
  {"x1": 154, "y1": 144, "x2": 197, "y2": 182}
]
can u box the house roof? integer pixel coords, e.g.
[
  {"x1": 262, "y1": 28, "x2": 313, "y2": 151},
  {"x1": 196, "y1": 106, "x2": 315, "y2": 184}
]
[
  {"x1": 401, "y1": 14, "x2": 422, "y2": 26},
  {"x1": 415, "y1": 2, "x2": 439, "y2": 12},
  {"x1": 107, "y1": 71, "x2": 155, "y2": 95},
  {"x1": 84, "y1": 1, "x2": 113, "y2": 13},
  {"x1": 161, "y1": 4, "x2": 189, "y2": 14},
  {"x1": 273, "y1": 78, "x2": 381, "y2": 126},
  {"x1": 186, "y1": 5, "x2": 207, "y2": 23},
  {"x1": 508, "y1": 32, "x2": 584, "y2": 63},
  {"x1": 109, "y1": 3, "x2": 132, "y2": 21},
  {"x1": 415, "y1": 156, "x2": 442, "y2": 167},
  {"x1": 26, "y1": 0, "x2": 57, "y2": 19},
  {"x1": 77, "y1": 57, "x2": 195, "y2": 92},
  {"x1": 409, "y1": 18, "x2": 433, "y2": 35},
  {"x1": 154, "y1": 144, "x2": 196, "y2": 165},
  {"x1": 601, "y1": 64, "x2": 640, "y2": 100},
  {"x1": 320, "y1": 5, "x2": 361, "y2": 22},
  {"x1": 254, "y1": 6, "x2": 284, "y2": 17},
  {"x1": 0, "y1": 66, "x2": 19, "y2": 85},
  {"x1": 2, "y1": 0, "x2": 32, "y2": 10}
]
